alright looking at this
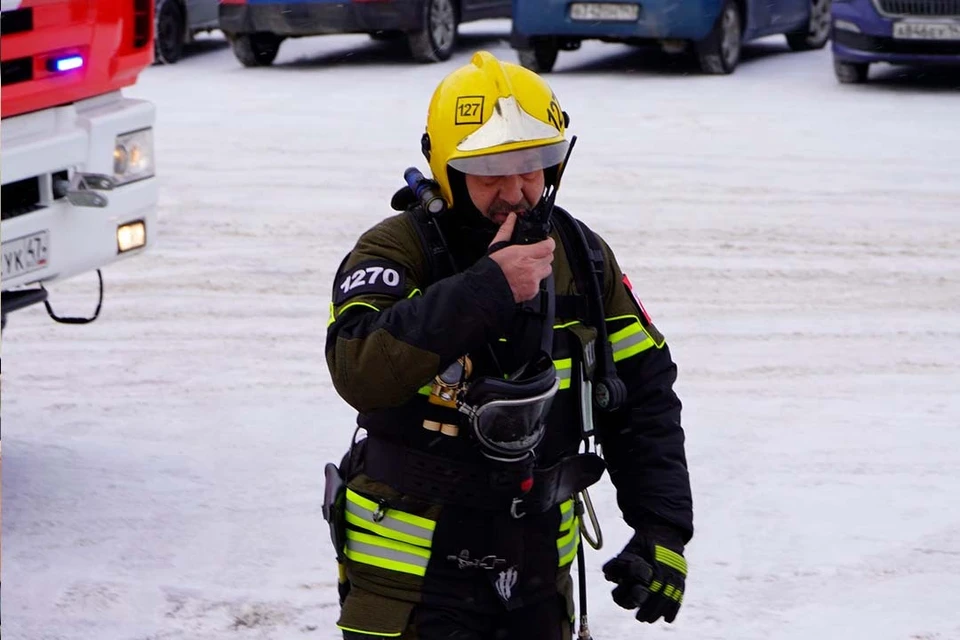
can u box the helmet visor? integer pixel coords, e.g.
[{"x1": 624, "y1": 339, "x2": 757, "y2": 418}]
[
  {"x1": 448, "y1": 140, "x2": 570, "y2": 177},
  {"x1": 468, "y1": 378, "x2": 559, "y2": 458}
]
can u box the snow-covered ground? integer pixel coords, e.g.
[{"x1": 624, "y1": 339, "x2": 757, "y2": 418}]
[{"x1": 3, "y1": 21, "x2": 960, "y2": 639}]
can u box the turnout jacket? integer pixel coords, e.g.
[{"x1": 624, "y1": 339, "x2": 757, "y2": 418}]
[{"x1": 325, "y1": 206, "x2": 692, "y2": 627}]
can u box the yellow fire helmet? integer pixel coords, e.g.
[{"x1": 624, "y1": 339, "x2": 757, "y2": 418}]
[{"x1": 422, "y1": 51, "x2": 570, "y2": 208}]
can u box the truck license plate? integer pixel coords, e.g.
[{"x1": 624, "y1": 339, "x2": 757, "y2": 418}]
[
  {"x1": 2, "y1": 230, "x2": 50, "y2": 280},
  {"x1": 893, "y1": 21, "x2": 960, "y2": 40},
  {"x1": 569, "y1": 3, "x2": 640, "y2": 21}
]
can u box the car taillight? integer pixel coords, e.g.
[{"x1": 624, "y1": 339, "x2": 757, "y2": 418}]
[{"x1": 133, "y1": 0, "x2": 151, "y2": 48}]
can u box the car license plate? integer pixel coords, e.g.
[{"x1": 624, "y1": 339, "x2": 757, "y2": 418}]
[
  {"x1": 893, "y1": 21, "x2": 960, "y2": 40},
  {"x1": 2, "y1": 230, "x2": 50, "y2": 280},
  {"x1": 569, "y1": 3, "x2": 640, "y2": 21}
]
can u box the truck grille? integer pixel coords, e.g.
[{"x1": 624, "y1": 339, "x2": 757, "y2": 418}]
[
  {"x1": 876, "y1": 0, "x2": 960, "y2": 16},
  {"x1": 1, "y1": 171, "x2": 68, "y2": 220},
  {"x1": 2, "y1": 177, "x2": 43, "y2": 220}
]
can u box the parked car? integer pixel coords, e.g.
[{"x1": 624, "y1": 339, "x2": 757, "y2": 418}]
[
  {"x1": 510, "y1": 0, "x2": 832, "y2": 74},
  {"x1": 155, "y1": 0, "x2": 221, "y2": 64},
  {"x1": 218, "y1": 0, "x2": 511, "y2": 66},
  {"x1": 832, "y1": 0, "x2": 960, "y2": 82}
]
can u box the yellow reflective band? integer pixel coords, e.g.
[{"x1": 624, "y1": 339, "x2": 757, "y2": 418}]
[
  {"x1": 344, "y1": 530, "x2": 430, "y2": 577},
  {"x1": 608, "y1": 322, "x2": 644, "y2": 345},
  {"x1": 343, "y1": 547, "x2": 427, "y2": 578},
  {"x1": 553, "y1": 320, "x2": 580, "y2": 329},
  {"x1": 613, "y1": 339, "x2": 655, "y2": 363},
  {"x1": 608, "y1": 321, "x2": 655, "y2": 362},
  {"x1": 345, "y1": 511, "x2": 433, "y2": 548},
  {"x1": 418, "y1": 385, "x2": 432, "y2": 396},
  {"x1": 654, "y1": 545, "x2": 688, "y2": 575},
  {"x1": 346, "y1": 529, "x2": 430, "y2": 559},
  {"x1": 337, "y1": 301, "x2": 381, "y2": 317},
  {"x1": 607, "y1": 313, "x2": 666, "y2": 348},
  {"x1": 649, "y1": 580, "x2": 663, "y2": 593},
  {"x1": 559, "y1": 500, "x2": 575, "y2": 531},
  {"x1": 554, "y1": 358, "x2": 572, "y2": 391},
  {"x1": 327, "y1": 302, "x2": 336, "y2": 327},
  {"x1": 408, "y1": 288, "x2": 422, "y2": 298},
  {"x1": 557, "y1": 518, "x2": 580, "y2": 566},
  {"x1": 336, "y1": 624, "x2": 403, "y2": 638},
  {"x1": 346, "y1": 490, "x2": 437, "y2": 532}
]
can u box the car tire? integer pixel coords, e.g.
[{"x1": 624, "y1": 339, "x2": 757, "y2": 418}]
[
  {"x1": 154, "y1": 0, "x2": 185, "y2": 65},
  {"x1": 408, "y1": 0, "x2": 458, "y2": 63},
  {"x1": 833, "y1": 58, "x2": 869, "y2": 83},
  {"x1": 518, "y1": 39, "x2": 560, "y2": 73},
  {"x1": 696, "y1": 0, "x2": 743, "y2": 74},
  {"x1": 231, "y1": 33, "x2": 283, "y2": 67},
  {"x1": 786, "y1": 0, "x2": 832, "y2": 51}
]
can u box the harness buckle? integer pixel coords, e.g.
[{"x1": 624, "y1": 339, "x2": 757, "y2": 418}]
[{"x1": 510, "y1": 496, "x2": 527, "y2": 519}]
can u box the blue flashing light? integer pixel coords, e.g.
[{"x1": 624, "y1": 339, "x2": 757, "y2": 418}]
[{"x1": 53, "y1": 55, "x2": 84, "y2": 72}]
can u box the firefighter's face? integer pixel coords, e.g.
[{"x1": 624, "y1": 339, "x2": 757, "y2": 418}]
[{"x1": 465, "y1": 170, "x2": 545, "y2": 226}]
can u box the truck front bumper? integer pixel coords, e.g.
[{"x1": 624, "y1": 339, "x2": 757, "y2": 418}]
[
  {"x1": 219, "y1": 0, "x2": 423, "y2": 36},
  {"x1": 832, "y1": 0, "x2": 960, "y2": 64},
  {"x1": 1, "y1": 92, "x2": 157, "y2": 291}
]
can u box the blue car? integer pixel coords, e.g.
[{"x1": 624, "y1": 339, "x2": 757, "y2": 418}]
[
  {"x1": 832, "y1": 0, "x2": 960, "y2": 83},
  {"x1": 510, "y1": 0, "x2": 832, "y2": 74}
]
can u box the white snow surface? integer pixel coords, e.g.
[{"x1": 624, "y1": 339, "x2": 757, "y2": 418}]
[{"x1": 3, "y1": 23, "x2": 960, "y2": 640}]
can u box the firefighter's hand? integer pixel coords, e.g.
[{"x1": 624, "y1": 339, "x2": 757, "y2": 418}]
[
  {"x1": 602, "y1": 527, "x2": 687, "y2": 624},
  {"x1": 487, "y1": 213, "x2": 555, "y2": 303}
]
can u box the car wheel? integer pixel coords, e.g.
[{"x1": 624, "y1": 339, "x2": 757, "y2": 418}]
[
  {"x1": 518, "y1": 38, "x2": 560, "y2": 73},
  {"x1": 231, "y1": 33, "x2": 283, "y2": 67},
  {"x1": 833, "y1": 58, "x2": 869, "y2": 84},
  {"x1": 154, "y1": 0, "x2": 185, "y2": 65},
  {"x1": 696, "y1": 0, "x2": 742, "y2": 75},
  {"x1": 408, "y1": 0, "x2": 458, "y2": 63},
  {"x1": 786, "y1": 0, "x2": 832, "y2": 51}
]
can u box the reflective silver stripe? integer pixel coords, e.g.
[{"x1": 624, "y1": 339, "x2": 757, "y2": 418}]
[
  {"x1": 557, "y1": 520, "x2": 580, "y2": 566},
  {"x1": 345, "y1": 500, "x2": 434, "y2": 547},
  {"x1": 344, "y1": 531, "x2": 430, "y2": 576},
  {"x1": 554, "y1": 358, "x2": 572, "y2": 390},
  {"x1": 611, "y1": 326, "x2": 653, "y2": 361},
  {"x1": 612, "y1": 327, "x2": 649, "y2": 350},
  {"x1": 559, "y1": 501, "x2": 575, "y2": 531}
]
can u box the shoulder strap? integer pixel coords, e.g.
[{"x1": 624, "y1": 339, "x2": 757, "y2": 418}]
[
  {"x1": 404, "y1": 206, "x2": 454, "y2": 288},
  {"x1": 576, "y1": 218, "x2": 606, "y2": 283},
  {"x1": 551, "y1": 207, "x2": 626, "y2": 412}
]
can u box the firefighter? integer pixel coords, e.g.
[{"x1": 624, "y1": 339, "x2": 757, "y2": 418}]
[{"x1": 324, "y1": 51, "x2": 693, "y2": 639}]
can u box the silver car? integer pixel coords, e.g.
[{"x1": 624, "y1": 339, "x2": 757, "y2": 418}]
[{"x1": 154, "y1": 0, "x2": 220, "y2": 64}]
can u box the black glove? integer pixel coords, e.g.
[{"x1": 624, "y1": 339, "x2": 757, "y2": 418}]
[{"x1": 602, "y1": 525, "x2": 688, "y2": 624}]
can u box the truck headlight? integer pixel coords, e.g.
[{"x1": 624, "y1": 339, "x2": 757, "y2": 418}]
[{"x1": 114, "y1": 128, "x2": 154, "y2": 186}]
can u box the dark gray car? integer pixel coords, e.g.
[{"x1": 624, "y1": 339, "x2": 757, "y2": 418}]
[
  {"x1": 155, "y1": 0, "x2": 221, "y2": 64},
  {"x1": 219, "y1": 0, "x2": 513, "y2": 67}
]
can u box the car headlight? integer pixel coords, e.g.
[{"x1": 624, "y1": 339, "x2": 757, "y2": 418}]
[{"x1": 113, "y1": 128, "x2": 155, "y2": 186}]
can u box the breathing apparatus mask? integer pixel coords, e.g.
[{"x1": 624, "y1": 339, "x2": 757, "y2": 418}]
[{"x1": 457, "y1": 351, "x2": 560, "y2": 462}]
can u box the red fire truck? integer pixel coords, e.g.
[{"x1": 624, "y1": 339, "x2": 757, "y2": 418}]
[{"x1": 1, "y1": 1, "x2": 158, "y2": 328}]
